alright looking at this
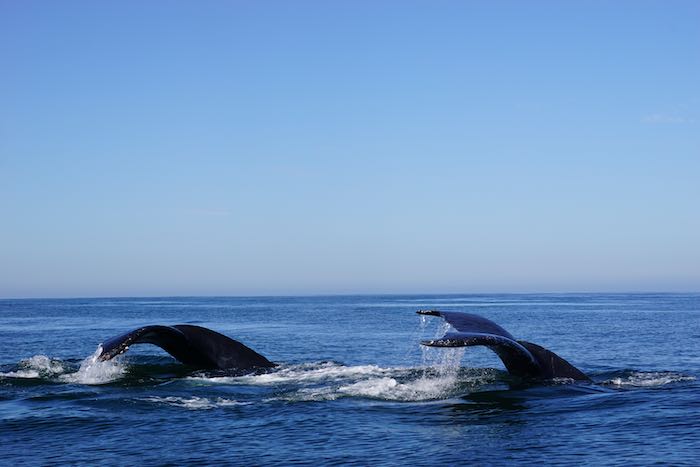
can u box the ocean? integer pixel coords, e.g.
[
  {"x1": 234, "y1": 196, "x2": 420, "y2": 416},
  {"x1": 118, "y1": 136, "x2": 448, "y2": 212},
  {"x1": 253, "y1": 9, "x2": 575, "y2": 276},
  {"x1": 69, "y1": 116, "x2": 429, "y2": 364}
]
[{"x1": 1, "y1": 294, "x2": 698, "y2": 465}]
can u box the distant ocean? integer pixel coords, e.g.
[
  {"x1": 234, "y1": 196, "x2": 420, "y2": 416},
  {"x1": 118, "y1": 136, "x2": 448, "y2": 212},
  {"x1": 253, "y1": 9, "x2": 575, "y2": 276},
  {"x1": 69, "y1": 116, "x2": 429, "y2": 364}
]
[{"x1": 2, "y1": 294, "x2": 699, "y2": 465}]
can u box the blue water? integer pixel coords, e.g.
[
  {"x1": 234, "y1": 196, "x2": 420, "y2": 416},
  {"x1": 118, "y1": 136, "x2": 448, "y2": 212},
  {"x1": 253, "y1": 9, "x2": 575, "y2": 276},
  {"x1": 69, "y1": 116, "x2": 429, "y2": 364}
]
[{"x1": 1, "y1": 294, "x2": 699, "y2": 465}]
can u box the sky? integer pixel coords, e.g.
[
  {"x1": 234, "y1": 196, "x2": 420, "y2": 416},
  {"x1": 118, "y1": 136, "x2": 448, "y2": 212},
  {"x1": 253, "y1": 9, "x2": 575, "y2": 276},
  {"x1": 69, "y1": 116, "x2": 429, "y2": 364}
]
[{"x1": 1, "y1": 1, "x2": 699, "y2": 298}]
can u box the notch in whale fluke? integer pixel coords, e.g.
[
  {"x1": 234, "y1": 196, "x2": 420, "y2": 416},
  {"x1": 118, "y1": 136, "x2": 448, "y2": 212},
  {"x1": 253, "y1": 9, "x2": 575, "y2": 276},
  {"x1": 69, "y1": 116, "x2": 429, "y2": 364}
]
[
  {"x1": 97, "y1": 324, "x2": 276, "y2": 371},
  {"x1": 417, "y1": 310, "x2": 590, "y2": 381}
]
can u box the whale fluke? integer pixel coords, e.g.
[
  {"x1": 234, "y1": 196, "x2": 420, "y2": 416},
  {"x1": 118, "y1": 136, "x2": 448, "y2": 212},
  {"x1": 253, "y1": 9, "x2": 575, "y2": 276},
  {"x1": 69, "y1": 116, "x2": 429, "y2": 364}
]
[
  {"x1": 97, "y1": 324, "x2": 276, "y2": 371},
  {"x1": 417, "y1": 310, "x2": 589, "y2": 381}
]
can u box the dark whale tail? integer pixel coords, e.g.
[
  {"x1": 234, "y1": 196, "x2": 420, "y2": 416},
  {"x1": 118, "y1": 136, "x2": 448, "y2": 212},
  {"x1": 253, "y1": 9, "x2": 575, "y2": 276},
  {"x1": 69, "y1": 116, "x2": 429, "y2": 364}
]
[
  {"x1": 97, "y1": 325, "x2": 276, "y2": 371},
  {"x1": 417, "y1": 310, "x2": 589, "y2": 381}
]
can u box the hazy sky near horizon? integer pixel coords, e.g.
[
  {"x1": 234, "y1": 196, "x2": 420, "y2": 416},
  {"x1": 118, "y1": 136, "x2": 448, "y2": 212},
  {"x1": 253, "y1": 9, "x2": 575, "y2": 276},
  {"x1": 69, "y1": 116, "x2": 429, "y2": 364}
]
[{"x1": 1, "y1": 1, "x2": 699, "y2": 298}]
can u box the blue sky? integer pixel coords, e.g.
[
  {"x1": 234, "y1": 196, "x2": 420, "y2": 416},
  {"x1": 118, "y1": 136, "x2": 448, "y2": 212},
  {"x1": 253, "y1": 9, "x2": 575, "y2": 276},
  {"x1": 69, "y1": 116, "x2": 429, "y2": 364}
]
[{"x1": 1, "y1": 1, "x2": 698, "y2": 298}]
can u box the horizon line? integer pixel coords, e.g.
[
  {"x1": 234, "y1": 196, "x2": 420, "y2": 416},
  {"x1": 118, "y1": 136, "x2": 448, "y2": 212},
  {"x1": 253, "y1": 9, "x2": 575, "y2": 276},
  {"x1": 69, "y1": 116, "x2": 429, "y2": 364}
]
[{"x1": 2, "y1": 290, "x2": 699, "y2": 301}]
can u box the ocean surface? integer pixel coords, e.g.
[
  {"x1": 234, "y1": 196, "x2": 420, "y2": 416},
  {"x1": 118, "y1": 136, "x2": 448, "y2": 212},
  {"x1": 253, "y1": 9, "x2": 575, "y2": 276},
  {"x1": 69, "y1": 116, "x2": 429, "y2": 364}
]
[{"x1": 1, "y1": 294, "x2": 699, "y2": 465}]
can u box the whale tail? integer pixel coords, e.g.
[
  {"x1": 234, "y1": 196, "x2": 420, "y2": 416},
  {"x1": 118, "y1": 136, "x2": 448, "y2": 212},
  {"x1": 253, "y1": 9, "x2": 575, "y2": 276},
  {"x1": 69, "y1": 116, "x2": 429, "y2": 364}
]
[
  {"x1": 417, "y1": 310, "x2": 589, "y2": 381},
  {"x1": 98, "y1": 324, "x2": 276, "y2": 371}
]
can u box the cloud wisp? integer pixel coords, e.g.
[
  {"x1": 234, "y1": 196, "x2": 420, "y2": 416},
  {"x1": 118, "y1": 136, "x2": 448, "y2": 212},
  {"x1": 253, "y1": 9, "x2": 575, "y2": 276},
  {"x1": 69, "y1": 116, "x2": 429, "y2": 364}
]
[{"x1": 641, "y1": 113, "x2": 695, "y2": 124}]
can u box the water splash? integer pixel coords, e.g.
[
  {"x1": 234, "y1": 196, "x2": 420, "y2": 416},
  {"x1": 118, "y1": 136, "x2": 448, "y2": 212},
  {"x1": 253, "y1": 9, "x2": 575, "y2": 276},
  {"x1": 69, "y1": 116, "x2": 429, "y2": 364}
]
[
  {"x1": 409, "y1": 319, "x2": 466, "y2": 398},
  {"x1": 0, "y1": 348, "x2": 127, "y2": 385},
  {"x1": 59, "y1": 346, "x2": 126, "y2": 385},
  {"x1": 0, "y1": 355, "x2": 66, "y2": 378}
]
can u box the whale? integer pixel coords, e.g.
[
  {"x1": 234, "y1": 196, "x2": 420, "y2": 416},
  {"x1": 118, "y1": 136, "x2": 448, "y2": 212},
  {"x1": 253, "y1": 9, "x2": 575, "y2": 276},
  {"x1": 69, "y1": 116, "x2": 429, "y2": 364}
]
[
  {"x1": 417, "y1": 310, "x2": 590, "y2": 381},
  {"x1": 96, "y1": 312, "x2": 588, "y2": 380},
  {"x1": 97, "y1": 324, "x2": 276, "y2": 371}
]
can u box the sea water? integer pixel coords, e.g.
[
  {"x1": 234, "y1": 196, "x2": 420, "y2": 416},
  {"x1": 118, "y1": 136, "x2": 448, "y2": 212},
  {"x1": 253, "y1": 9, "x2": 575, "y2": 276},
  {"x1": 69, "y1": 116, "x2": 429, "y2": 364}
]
[{"x1": 1, "y1": 294, "x2": 699, "y2": 465}]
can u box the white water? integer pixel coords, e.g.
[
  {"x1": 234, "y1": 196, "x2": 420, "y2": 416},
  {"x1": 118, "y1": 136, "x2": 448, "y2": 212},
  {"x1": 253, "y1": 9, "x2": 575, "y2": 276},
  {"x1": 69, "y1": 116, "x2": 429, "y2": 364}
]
[
  {"x1": 58, "y1": 346, "x2": 127, "y2": 384},
  {"x1": 198, "y1": 361, "x2": 395, "y2": 385},
  {"x1": 0, "y1": 347, "x2": 127, "y2": 385},
  {"x1": 4, "y1": 355, "x2": 692, "y2": 395},
  {"x1": 0, "y1": 355, "x2": 66, "y2": 378},
  {"x1": 139, "y1": 396, "x2": 248, "y2": 410},
  {"x1": 606, "y1": 371, "x2": 696, "y2": 388},
  {"x1": 187, "y1": 320, "x2": 475, "y2": 402},
  {"x1": 2, "y1": 330, "x2": 696, "y2": 400}
]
